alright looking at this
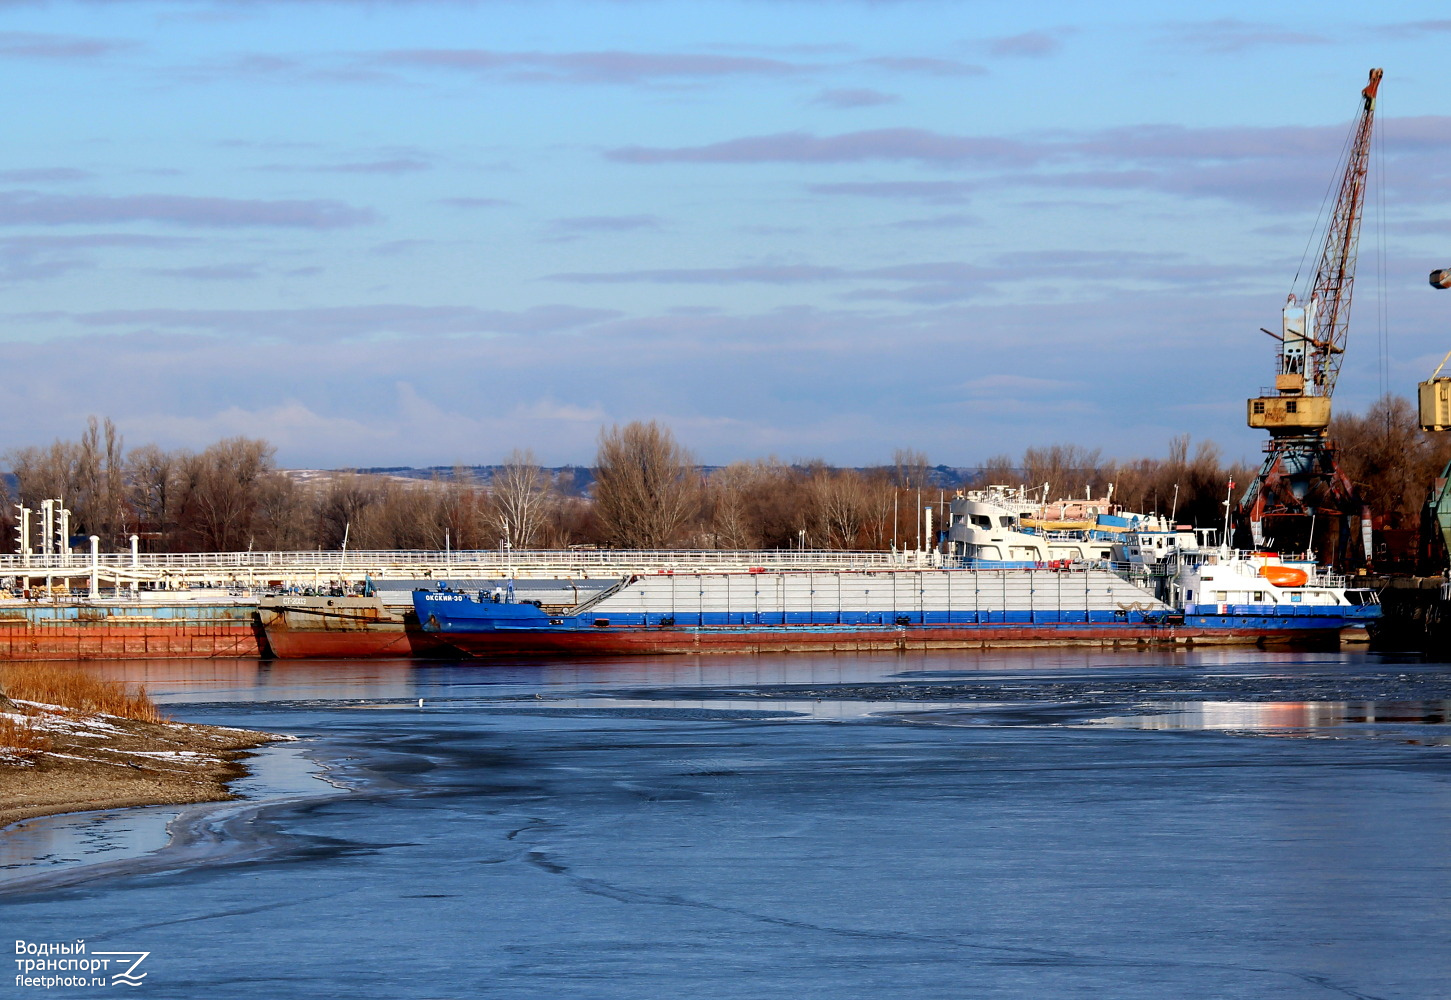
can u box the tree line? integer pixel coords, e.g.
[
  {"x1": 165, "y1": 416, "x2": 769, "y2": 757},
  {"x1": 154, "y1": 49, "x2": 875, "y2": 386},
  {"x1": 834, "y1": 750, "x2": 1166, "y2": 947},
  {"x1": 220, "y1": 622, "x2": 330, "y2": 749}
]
[{"x1": 3, "y1": 402, "x2": 1449, "y2": 564}]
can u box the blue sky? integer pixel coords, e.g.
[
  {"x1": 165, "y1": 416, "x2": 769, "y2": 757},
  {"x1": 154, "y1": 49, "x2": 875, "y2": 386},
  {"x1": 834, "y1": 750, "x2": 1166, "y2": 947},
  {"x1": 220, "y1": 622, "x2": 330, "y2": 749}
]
[{"x1": 0, "y1": 0, "x2": 1448, "y2": 469}]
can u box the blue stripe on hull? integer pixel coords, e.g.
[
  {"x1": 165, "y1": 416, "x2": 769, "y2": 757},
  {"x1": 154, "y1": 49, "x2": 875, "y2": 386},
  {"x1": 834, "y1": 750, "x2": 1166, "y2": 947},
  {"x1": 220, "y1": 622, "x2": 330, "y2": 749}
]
[
  {"x1": 415, "y1": 593, "x2": 1379, "y2": 636},
  {"x1": 1184, "y1": 603, "x2": 1379, "y2": 631}
]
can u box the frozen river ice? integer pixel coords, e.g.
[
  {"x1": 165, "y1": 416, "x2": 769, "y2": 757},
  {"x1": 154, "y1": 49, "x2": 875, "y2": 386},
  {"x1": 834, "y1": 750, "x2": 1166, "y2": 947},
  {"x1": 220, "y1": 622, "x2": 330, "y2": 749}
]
[{"x1": 4, "y1": 647, "x2": 1451, "y2": 998}]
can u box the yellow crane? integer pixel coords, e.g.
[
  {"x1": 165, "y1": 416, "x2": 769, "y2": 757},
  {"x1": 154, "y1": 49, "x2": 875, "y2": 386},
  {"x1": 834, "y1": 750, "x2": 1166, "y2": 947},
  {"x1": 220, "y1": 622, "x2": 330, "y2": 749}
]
[
  {"x1": 1417, "y1": 268, "x2": 1451, "y2": 562},
  {"x1": 1238, "y1": 69, "x2": 1382, "y2": 566}
]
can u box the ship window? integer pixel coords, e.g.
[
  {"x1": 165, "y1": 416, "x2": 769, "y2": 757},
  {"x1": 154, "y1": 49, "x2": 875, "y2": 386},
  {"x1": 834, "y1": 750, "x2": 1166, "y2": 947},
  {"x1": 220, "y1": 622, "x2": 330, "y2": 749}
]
[
  {"x1": 999, "y1": 516, "x2": 1013, "y2": 527},
  {"x1": 1290, "y1": 593, "x2": 1301, "y2": 602},
  {"x1": 1215, "y1": 591, "x2": 1227, "y2": 601},
  {"x1": 1252, "y1": 400, "x2": 1266, "y2": 414},
  {"x1": 1286, "y1": 400, "x2": 1298, "y2": 413},
  {"x1": 1253, "y1": 591, "x2": 1265, "y2": 601}
]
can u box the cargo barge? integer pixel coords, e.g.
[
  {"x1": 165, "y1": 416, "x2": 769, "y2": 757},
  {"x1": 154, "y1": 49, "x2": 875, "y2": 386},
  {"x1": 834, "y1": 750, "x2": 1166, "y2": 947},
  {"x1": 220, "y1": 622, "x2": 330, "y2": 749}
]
[
  {"x1": 0, "y1": 601, "x2": 263, "y2": 660},
  {"x1": 254, "y1": 578, "x2": 615, "y2": 659},
  {"x1": 255, "y1": 595, "x2": 450, "y2": 659},
  {"x1": 413, "y1": 566, "x2": 1378, "y2": 656}
]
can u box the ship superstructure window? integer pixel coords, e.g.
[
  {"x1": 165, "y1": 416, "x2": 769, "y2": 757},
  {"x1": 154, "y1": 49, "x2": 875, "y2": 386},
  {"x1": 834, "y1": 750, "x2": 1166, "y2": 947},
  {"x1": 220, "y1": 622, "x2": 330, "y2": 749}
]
[{"x1": 1253, "y1": 400, "x2": 1266, "y2": 414}]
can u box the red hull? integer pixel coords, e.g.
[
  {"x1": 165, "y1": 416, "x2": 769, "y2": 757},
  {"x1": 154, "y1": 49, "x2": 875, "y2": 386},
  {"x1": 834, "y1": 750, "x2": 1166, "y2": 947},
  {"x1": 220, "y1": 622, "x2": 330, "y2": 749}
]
[
  {"x1": 257, "y1": 598, "x2": 456, "y2": 659},
  {"x1": 438, "y1": 623, "x2": 1346, "y2": 657},
  {"x1": 262, "y1": 627, "x2": 451, "y2": 659},
  {"x1": 0, "y1": 622, "x2": 263, "y2": 661}
]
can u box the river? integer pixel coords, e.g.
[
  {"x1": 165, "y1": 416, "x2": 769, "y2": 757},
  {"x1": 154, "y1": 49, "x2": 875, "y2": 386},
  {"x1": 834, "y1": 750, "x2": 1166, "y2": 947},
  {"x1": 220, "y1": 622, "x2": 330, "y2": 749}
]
[{"x1": 4, "y1": 647, "x2": 1450, "y2": 999}]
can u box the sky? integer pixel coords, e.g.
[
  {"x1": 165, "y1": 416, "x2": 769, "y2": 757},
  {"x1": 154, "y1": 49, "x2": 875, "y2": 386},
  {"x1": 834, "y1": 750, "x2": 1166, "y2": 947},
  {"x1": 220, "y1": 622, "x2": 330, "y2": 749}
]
[{"x1": 0, "y1": 0, "x2": 1448, "y2": 470}]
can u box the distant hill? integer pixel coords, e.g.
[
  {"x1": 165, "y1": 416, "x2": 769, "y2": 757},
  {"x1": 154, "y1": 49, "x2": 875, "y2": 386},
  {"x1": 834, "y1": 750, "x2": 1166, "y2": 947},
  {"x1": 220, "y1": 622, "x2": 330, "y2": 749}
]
[{"x1": 341, "y1": 464, "x2": 997, "y2": 493}]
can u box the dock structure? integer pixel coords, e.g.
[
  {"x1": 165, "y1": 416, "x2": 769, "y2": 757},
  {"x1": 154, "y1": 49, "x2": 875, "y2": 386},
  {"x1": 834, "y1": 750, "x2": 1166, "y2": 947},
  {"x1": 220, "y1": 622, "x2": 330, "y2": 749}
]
[{"x1": 0, "y1": 548, "x2": 921, "y2": 598}]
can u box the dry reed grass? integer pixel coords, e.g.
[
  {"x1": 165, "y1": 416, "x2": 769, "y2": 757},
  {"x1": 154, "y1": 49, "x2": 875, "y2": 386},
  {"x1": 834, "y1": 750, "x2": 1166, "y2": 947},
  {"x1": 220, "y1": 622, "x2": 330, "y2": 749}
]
[
  {"x1": 0, "y1": 664, "x2": 165, "y2": 723},
  {"x1": 0, "y1": 714, "x2": 52, "y2": 757}
]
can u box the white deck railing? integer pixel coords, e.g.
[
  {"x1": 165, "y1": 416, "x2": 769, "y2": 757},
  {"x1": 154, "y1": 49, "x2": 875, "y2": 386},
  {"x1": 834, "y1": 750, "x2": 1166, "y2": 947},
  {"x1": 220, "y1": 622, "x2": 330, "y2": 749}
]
[{"x1": 0, "y1": 548, "x2": 918, "y2": 580}]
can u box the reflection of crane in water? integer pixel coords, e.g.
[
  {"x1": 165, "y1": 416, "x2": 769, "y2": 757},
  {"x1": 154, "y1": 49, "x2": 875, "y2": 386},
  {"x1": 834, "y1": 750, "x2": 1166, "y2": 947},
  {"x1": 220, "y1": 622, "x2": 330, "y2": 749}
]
[{"x1": 1238, "y1": 68, "x2": 1382, "y2": 567}]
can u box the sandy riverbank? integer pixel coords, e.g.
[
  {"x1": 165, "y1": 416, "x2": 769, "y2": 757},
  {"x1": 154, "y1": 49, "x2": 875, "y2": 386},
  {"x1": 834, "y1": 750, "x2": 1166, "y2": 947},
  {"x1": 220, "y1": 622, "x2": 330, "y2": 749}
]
[{"x1": 1, "y1": 699, "x2": 286, "y2": 829}]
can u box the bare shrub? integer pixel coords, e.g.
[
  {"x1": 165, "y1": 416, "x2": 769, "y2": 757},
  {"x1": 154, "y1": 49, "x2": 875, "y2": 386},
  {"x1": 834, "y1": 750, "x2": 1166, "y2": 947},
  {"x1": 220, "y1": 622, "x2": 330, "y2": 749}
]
[
  {"x1": 0, "y1": 713, "x2": 51, "y2": 757},
  {"x1": 0, "y1": 664, "x2": 165, "y2": 723}
]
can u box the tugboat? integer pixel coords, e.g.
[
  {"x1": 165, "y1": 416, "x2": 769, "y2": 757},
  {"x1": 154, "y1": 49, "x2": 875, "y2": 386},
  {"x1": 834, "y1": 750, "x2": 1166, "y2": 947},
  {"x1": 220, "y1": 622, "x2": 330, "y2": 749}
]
[{"x1": 1112, "y1": 524, "x2": 1380, "y2": 644}]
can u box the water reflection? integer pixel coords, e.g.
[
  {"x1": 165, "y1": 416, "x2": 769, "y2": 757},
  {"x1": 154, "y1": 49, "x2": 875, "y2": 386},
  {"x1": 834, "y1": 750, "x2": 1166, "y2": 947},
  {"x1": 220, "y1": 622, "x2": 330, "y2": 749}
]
[
  {"x1": 71, "y1": 646, "x2": 1399, "y2": 706},
  {"x1": 1094, "y1": 699, "x2": 1451, "y2": 733}
]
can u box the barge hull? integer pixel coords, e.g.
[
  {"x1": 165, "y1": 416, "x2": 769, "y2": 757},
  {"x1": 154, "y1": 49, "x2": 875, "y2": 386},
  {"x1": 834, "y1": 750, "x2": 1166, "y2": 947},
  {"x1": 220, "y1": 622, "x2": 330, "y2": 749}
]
[
  {"x1": 435, "y1": 623, "x2": 1355, "y2": 657},
  {"x1": 261, "y1": 625, "x2": 452, "y2": 659},
  {"x1": 256, "y1": 597, "x2": 454, "y2": 659},
  {"x1": 0, "y1": 622, "x2": 263, "y2": 660}
]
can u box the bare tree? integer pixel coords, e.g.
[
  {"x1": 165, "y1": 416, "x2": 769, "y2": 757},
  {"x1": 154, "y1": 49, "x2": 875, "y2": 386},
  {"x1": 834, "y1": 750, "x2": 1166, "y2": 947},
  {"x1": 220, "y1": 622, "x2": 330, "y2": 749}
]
[
  {"x1": 539, "y1": 492, "x2": 598, "y2": 548},
  {"x1": 809, "y1": 467, "x2": 871, "y2": 549},
  {"x1": 891, "y1": 448, "x2": 931, "y2": 489},
  {"x1": 594, "y1": 421, "x2": 701, "y2": 548},
  {"x1": 317, "y1": 473, "x2": 384, "y2": 549},
  {"x1": 254, "y1": 473, "x2": 314, "y2": 550},
  {"x1": 861, "y1": 470, "x2": 898, "y2": 550},
  {"x1": 100, "y1": 418, "x2": 128, "y2": 542},
  {"x1": 175, "y1": 438, "x2": 277, "y2": 551},
  {"x1": 488, "y1": 450, "x2": 553, "y2": 548},
  {"x1": 705, "y1": 459, "x2": 812, "y2": 549},
  {"x1": 438, "y1": 470, "x2": 490, "y2": 550},
  {"x1": 6, "y1": 417, "x2": 127, "y2": 546},
  {"x1": 969, "y1": 454, "x2": 1019, "y2": 489},
  {"x1": 1333, "y1": 394, "x2": 1441, "y2": 529},
  {"x1": 353, "y1": 481, "x2": 424, "y2": 549},
  {"x1": 1022, "y1": 444, "x2": 1104, "y2": 502},
  {"x1": 6, "y1": 440, "x2": 79, "y2": 510},
  {"x1": 706, "y1": 462, "x2": 762, "y2": 549},
  {"x1": 127, "y1": 443, "x2": 181, "y2": 549}
]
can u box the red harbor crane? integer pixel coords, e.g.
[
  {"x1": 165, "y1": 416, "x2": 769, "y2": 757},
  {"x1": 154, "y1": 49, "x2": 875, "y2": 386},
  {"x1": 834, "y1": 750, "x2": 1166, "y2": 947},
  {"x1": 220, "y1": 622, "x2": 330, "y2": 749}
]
[{"x1": 1237, "y1": 68, "x2": 1382, "y2": 567}]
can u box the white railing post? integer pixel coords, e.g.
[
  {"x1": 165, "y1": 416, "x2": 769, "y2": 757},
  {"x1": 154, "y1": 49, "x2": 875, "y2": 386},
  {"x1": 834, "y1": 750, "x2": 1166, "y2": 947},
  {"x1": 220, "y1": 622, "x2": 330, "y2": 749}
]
[{"x1": 89, "y1": 535, "x2": 100, "y2": 599}]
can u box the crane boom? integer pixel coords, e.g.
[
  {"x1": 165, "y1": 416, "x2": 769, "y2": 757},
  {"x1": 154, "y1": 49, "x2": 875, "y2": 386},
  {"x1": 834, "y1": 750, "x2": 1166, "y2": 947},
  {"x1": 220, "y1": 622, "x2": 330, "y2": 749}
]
[
  {"x1": 1247, "y1": 68, "x2": 1381, "y2": 434},
  {"x1": 1306, "y1": 67, "x2": 1382, "y2": 399}
]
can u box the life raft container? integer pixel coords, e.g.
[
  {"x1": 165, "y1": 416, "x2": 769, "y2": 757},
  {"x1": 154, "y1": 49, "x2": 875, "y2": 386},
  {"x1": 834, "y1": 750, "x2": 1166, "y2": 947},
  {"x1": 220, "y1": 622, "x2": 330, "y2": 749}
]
[{"x1": 1258, "y1": 565, "x2": 1309, "y2": 587}]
